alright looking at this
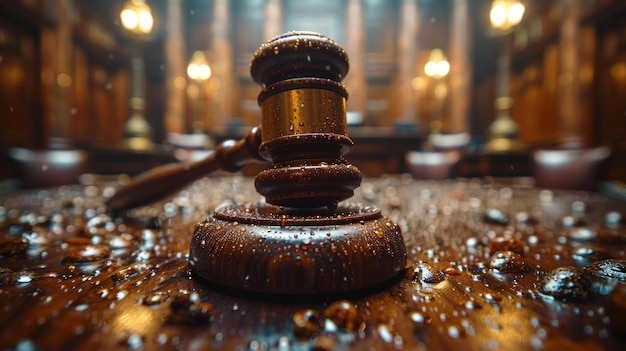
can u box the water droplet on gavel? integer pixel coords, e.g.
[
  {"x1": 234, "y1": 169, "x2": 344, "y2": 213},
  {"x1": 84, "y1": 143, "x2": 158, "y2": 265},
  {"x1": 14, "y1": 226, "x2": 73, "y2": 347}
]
[
  {"x1": 539, "y1": 266, "x2": 592, "y2": 302},
  {"x1": 585, "y1": 259, "x2": 626, "y2": 282},
  {"x1": 571, "y1": 246, "x2": 611, "y2": 262},
  {"x1": 465, "y1": 300, "x2": 482, "y2": 309},
  {"x1": 86, "y1": 214, "x2": 114, "y2": 236},
  {"x1": 142, "y1": 291, "x2": 169, "y2": 306},
  {"x1": 466, "y1": 237, "x2": 479, "y2": 248},
  {"x1": 109, "y1": 234, "x2": 134, "y2": 249},
  {"x1": 445, "y1": 267, "x2": 462, "y2": 275},
  {"x1": 516, "y1": 211, "x2": 537, "y2": 225},
  {"x1": 112, "y1": 263, "x2": 150, "y2": 281},
  {"x1": 6, "y1": 221, "x2": 30, "y2": 236},
  {"x1": 484, "y1": 208, "x2": 508, "y2": 225},
  {"x1": 126, "y1": 333, "x2": 144, "y2": 350},
  {"x1": 408, "y1": 263, "x2": 446, "y2": 284},
  {"x1": 0, "y1": 237, "x2": 28, "y2": 256},
  {"x1": 562, "y1": 215, "x2": 586, "y2": 228},
  {"x1": 323, "y1": 300, "x2": 358, "y2": 331},
  {"x1": 484, "y1": 292, "x2": 502, "y2": 303},
  {"x1": 488, "y1": 237, "x2": 525, "y2": 256},
  {"x1": 607, "y1": 284, "x2": 626, "y2": 335},
  {"x1": 571, "y1": 201, "x2": 586, "y2": 214},
  {"x1": 606, "y1": 211, "x2": 622, "y2": 227},
  {"x1": 18, "y1": 212, "x2": 39, "y2": 226},
  {"x1": 275, "y1": 336, "x2": 291, "y2": 350},
  {"x1": 141, "y1": 229, "x2": 159, "y2": 247},
  {"x1": 447, "y1": 325, "x2": 465, "y2": 338},
  {"x1": 96, "y1": 288, "x2": 109, "y2": 299},
  {"x1": 568, "y1": 227, "x2": 597, "y2": 241},
  {"x1": 62, "y1": 244, "x2": 111, "y2": 264},
  {"x1": 167, "y1": 291, "x2": 213, "y2": 325},
  {"x1": 377, "y1": 323, "x2": 399, "y2": 343},
  {"x1": 1, "y1": 271, "x2": 35, "y2": 285},
  {"x1": 539, "y1": 189, "x2": 553, "y2": 202},
  {"x1": 408, "y1": 311, "x2": 431, "y2": 329},
  {"x1": 292, "y1": 308, "x2": 320, "y2": 339},
  {"x1": 489, "y1": 251, "x2": 529, "y2": 273}
]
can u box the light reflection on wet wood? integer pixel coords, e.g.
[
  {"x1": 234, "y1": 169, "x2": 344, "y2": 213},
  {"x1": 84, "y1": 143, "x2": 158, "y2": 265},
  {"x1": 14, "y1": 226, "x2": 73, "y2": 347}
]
[{"x1": 0, "y1": 175, "x2": 625, "y2": 350}]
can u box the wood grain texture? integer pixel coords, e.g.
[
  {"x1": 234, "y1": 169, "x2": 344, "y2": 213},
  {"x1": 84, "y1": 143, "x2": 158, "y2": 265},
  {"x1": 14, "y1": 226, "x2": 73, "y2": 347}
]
[{"x1": 1, "y1": 175, "x2": 625, "y2": 350}]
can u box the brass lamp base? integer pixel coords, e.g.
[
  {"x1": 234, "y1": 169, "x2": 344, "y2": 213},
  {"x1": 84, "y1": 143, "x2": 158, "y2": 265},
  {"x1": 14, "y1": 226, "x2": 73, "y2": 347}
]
[{"x1": 189, "y1": 202, "x2": 407, "y2": 295}]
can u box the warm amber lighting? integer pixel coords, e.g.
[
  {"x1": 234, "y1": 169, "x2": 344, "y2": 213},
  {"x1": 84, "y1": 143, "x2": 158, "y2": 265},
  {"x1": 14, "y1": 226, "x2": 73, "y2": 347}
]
[
  {"x1": 424, "y1": 49, "x2": 450, "y2": 79},
  {"x1": 490, "y1": 0, "x2": 525, "y2": 32},
  {"x1": 120, "y1": 0, "x2": 154, "y2": 35},
  {"x1": 187, "y1": 51, "x2": 211, "y2": 81},
  {"x1": 56, "y1": 73, "x2": 72, "y2": 88},
  {"x1": 411, "y1": 76, "x2": 425, "y2": 91}
]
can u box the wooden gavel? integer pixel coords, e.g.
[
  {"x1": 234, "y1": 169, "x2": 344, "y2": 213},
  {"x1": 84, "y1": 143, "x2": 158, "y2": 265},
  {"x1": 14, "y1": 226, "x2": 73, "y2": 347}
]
[{"x1": 107, "y1": 31, "x2": 362, "y2": 213}]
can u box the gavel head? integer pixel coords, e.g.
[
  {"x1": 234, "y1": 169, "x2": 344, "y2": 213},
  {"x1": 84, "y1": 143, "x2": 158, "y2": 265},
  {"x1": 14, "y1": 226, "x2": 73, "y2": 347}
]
[{"x1": 250, "y1": 31, "x2": 362, "y2": 210}]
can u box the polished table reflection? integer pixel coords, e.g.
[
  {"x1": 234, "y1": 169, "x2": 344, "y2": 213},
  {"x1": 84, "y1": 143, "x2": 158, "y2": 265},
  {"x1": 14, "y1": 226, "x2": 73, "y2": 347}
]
[{"x1": 1, "y1": 175, "x2": 625, "y2": 350}]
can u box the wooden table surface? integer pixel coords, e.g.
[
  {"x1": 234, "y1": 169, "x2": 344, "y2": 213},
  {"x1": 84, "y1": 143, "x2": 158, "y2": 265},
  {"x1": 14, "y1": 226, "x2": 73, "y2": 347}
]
[{"x1": 1, "y1": 175, "x2": 625, "y2": 350}]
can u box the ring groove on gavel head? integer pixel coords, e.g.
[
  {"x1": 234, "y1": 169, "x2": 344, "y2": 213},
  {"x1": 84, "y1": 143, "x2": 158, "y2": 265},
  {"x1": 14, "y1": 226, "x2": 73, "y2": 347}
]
[{"x1": 250, "y1": 31, "x2": 361, "y2": 209}]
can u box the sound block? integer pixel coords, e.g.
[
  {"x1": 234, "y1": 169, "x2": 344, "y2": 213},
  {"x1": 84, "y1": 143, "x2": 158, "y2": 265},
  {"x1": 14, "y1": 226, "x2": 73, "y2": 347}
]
[{"x1": 190, "y1": 202, "x2": 407, "y2": 295}]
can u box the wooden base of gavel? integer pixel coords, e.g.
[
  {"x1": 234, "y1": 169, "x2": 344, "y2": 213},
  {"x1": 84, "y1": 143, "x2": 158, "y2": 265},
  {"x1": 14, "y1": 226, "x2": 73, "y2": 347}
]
[{"x1": 107, "y1": 32, "x2": 407, "y2": 295}]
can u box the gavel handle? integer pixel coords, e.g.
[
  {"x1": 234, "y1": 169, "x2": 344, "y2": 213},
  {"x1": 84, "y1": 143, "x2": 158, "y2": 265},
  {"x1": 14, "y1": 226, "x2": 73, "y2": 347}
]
[{"x1": 106, "y1": 126, "x2": 265, "y2": 213}]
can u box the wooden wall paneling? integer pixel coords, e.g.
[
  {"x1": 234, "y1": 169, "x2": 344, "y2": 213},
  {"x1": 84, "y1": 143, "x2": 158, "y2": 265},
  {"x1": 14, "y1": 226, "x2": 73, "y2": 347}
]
[
  {"x1": 470, "y1": 77, "x2": 496, "y2": 141},
  {"x1": 558, "y1": 0, "x2": 584, "y2": 146},
  {"x1": 38, "y1": 0, "x2": 74, "y2": 148},
  {"x1": 0, "y1": 19, "x2": 39, "y2": 149},
  {"x1": 71, "y1": 45, "x2": 130, "y2": 149},
  {"x1": 344, "y1": 0, "x2": 368, "y2": 121},
  {"x1": 395, "y1": 0, "x2": 420, "y2": 127},
  {"x1": 210, "y1": 0, "x2": 234, "y2": 130},
  {"x1": 183, "y1": 1, "x2": 212, "y2": 134},
  {"x1": 447, "y1": 0, "x2": 471, "y2": 134},
  {"x1": 112, "y1": 69, "x2": 130, "y2": 145},
  {"x1": 364, "y1": 0, "x2": 397, "y2": 126},
  {"x1": 90, "y1": 67, "x2": 109, "y2": 144},
  {"x1": 595, "y1": 13, "x2": 626, "y2": 181},
  {"x1": 232, "y1": 0, "x2": 264, "y2": 70},
  {"x1": 71, "y1": 0, "x2": 135, "y2": 149},
  {"x1": 231, "y1": 0, "x2": 264, "y2": 129},
  {"x1": 283, "y1": 0, "x2": 345, "y2": 44},
  {"x1": 89, "y1": 66, "x2": 127, "y2": 145},
  {"x1": 415, "y1": 1, "x2": 452, "y2": 132},
  {"x1": 164, "y1": 0, "x2": 187, "y2": 135},
  {"x1": 71, "y1": 47, "x2": 90, "y2": 142},
  {"x1": 505, "y1": 2, "x2": 560, "y2": 147},
  {"x1": 540, "y1": 44, "x2": 560, "y2": 143},
  {"x1": 39, "y1": 27, "x2": 56, "y2": 147},
  {"x1": 143, "y1": 38, "x2": 167, "y2": 143},
  {"x1": 513, "y1": 62, "x2": 545, "y2": 145},
  {"x1": 0, "y1": 1, "x2": 52, "y2": 181},
  {"x1": 595, "y1": 15, "x2": 626, "y2": 143},
  {"x1": 415, "y1": 51, "x2": 435, "y2": 131},
  {"x1": 578, "y1": 25, "x2": 596, "y2": 146},
  {"x1": 263, "y1": 0, "x2": 283, "y2": 41},
  {"x1": 509, "y1": 70, "x2": 522, "y2": 141}
]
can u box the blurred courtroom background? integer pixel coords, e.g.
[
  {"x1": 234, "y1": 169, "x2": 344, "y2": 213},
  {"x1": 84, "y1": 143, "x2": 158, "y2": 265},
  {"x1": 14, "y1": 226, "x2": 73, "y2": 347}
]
[{"x1": 0, "y1": 0, "x2": 625, "y2": 183}]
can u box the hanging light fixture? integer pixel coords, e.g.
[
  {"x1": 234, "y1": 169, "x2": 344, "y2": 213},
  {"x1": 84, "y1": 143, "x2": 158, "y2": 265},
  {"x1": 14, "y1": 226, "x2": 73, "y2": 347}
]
[
  {"x1": 119, "y1": 0, "x2": 154, "y2": 150},
  {"x1": 187, "y1": 51, "x2": 212, "y2": 133},
  {"x1": 187, "y1": 51, "x2": 212, "y2": 82},
  {"x1": 424, "y1": 49, "x2": 450, "y2": 134},
  {"x1": 120, "y1": 0, "x2": 154, "y2": 36},
  {"x1": 489, "y1": 0, "x2": 525, "y2": 33},
  {"x1": 424, "y1": 49, "x2": 450, "y2": 79},
  {"x1": 486, "y1": 0, "x2": 526, "y2": 152}
]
